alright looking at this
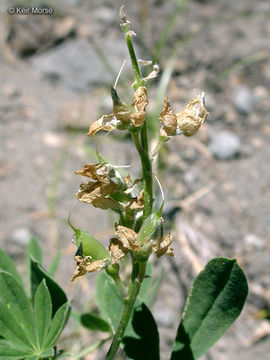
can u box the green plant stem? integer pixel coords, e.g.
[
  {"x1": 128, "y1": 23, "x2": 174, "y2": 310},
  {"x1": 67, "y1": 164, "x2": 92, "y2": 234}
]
[
  {"x1": 105, "y1": 260, "x2": 147, "y2": 360},
  {"x1": 132, "y1": 131, "x2": 153, "y2": 219},
  {"x1": 105, "y1": 16, "x2": 154, "y2": 360},
  {"x1": 140, "y1": 123, "x2": 153, "y2": 219},
  {"x1": 125, "y1": 33, "x2": 144, "y2": 89}
]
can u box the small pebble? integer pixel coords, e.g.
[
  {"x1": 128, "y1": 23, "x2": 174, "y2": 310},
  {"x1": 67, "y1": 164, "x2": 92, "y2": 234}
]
[
  {"x1": 209, "y1": 130, "x2": 241, "y2": 160},
  {"x1": 243, "y1": 234, "x2": 264, "y2": 250},
  {"x1": 154, "y1": 308, "x2": 175, "y2": 328},
  {"x1": 232, "y1": 86, "x2": 256, "y2": 115},
  {"x1": 10, "y1": 227, "x2": 31, "y2": 246}
]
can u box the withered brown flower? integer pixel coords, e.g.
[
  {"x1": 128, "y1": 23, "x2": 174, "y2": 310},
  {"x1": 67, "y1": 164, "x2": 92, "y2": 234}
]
[
  {"x1": 159, "y1": 97, "x2": 177, "y2": 138},
  {"x1": 75, "y1": 163, "x2": 122, "y2": 210},
  {"x1": 125, "y1": 190, "x2": 144, "y2": 211},
  {"x1": 159, "y1": 94, "x2": 208, "y2": 138},
  {"x1": 176, "y1": 95, "x2": 209, "y2": 137},
  {"x1": 71, "y1": 255, "x2": 108, "y2": 281},
  {"x1": 109, "y1": 224, "x2": 174, "y2": 264},
  {"x1": 88, "y1": 86, "x2": 148, "y2": 136}
]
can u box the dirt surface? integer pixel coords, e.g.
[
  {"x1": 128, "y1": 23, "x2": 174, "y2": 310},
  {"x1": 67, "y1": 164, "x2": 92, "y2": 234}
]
[{"x1": 1, "y1": 0, "x2": 270, "y2": 359}]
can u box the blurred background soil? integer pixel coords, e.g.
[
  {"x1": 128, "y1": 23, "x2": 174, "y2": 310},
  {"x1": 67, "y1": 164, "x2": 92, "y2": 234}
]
[{"x1": 0, "y1": 0, "x2": 270, "y2": 359}]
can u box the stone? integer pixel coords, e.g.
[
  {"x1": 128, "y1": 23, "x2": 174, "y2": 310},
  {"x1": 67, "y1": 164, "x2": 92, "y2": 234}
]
[
  {"x1": 32, "y1": 39, "x2": 127, "y2": 91},
  {"x1": 209, "y1": 130, "x2": 241, "y2": 160},
  {"x1": 232, "y1": 86, "x2": 256, "y2": 115},
  {"x1": 93, "y1": 6, "x2": 115, "y2": 25},
  {"x1": 243, "y1": 234, "x2": 264, "y2": 250},
  {"x1": 10, "y1": 227, "x2": 31, "y2": 246},
  {"x1": 153, "y1": 308, "x2": 175, "y2": 328}
]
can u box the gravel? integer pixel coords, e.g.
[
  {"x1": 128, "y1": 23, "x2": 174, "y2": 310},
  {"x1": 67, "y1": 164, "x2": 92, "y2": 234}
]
[{"x1": 209, "y1": 130, "x2": 241, "y2": 160}]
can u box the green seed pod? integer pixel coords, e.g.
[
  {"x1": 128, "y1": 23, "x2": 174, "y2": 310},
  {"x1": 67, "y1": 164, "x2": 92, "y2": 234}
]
[
  {"x1": 136, "y1": 210, "x2": 162, "y2": 244},
  {"x1": 69, "y1": 215, "x2": 109, "y2": 259},
  {"x1": 74, "y1": 229, "x2": 109, "y2": 260}
]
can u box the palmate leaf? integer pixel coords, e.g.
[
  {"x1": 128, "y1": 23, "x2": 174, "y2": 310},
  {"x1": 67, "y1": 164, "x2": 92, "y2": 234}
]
[
  {"x1": 123, "y1": 303, "x2": 160, "y2": 360},
  {"x1": 0, "y1": 270, "x2": 71, "y2": 359},
  {"x1": 170, "y1": 257, "x2": 248, "y2": 359},
  {"x1": 0, "y1": 243, "x2": 71, "y2": 359},
  {"x1": 31, "y1": 259, "x2": 67, "y2": 316}
]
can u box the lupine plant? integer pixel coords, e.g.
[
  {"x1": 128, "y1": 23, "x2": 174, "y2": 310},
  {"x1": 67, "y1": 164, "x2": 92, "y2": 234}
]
[
  {"x1": 68, "y1": 6, "x2": 248, "y2": 359},
  {"x1": 0, "y1": 6, "x2": 248, "y2": 360}
]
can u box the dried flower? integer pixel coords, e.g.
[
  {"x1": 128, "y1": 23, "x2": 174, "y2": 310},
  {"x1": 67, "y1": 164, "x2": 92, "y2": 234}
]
[
  {"x1": 88, "y1": 86, "x2": 149, "y2": 135},
  {"x1": 176, "y1": 95, "x2": 209, "y2": 137},
  {"x1": 75, "y1": 163, "x2": 123, "y2": 210},
  {"x1": 109, "y1": 223, "x2": 174, "y2": 264},
  {"x1": 71, "y1": 255, "x2": 108, "y2": 281},
  {"x1": 130, "y1": 86, "x2": 148, "y2": 127},
  {"x1": 144, "y1": 64, "x2": 160, "y2": 81},
  {"x1": 87, "y1": 114, "x2": 122, "y2": 136},
  {"x1": 159, "y1": 97, "x2": 177, "y2": 138},
  {"x1": 125, "y1": 190, "x2": 144, "y2": 211},
  {"x1": 159, "y1": 94, "x2": 208, "y2": 138},
  {"x1": 151, "y1": 232, "x2": 174, "y2": 258}
]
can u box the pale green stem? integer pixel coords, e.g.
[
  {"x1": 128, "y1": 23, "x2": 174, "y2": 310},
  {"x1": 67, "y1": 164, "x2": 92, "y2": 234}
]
[{"x1": 105, "y1": 260, "x2": 147, "y2": 360}]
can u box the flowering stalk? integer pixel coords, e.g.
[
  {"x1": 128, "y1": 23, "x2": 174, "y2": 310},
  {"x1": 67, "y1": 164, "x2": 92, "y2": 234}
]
[
  {"x1": 105, "y1": 7, "x2": 153, "y2": 359},
  {"x1": 70, "y1": 5, "x2": 208, "y2": 360}
]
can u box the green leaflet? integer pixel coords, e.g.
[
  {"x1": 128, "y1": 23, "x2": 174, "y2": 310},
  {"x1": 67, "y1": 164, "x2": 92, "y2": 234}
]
[
  {"x1": 43, "y1": 301, "x2": 72, "y2": 349},
  {"x1": 80, "y1": 313, "x2": 112, "y2": 333},
  {"x1": 0, "y1": 248, "x2": 23, "y2": 286},
  {"x1": 171, "y1": 257, "x2": 248, "y2": 359},
  {"x1": 138, "y1": 262, "x2": 163, "y2": 307},
  {"x1": 25, "y1": 237, "x2": 43, "y2": 285},
  {"x1": 34, "y1": 280, "x2": 52, "y2": 348},
  {"x1": 0, "y1": 340, "x2": 32, "y2": 359},
  {"x1": 96, "y1": 272, "x2": 134, "y2": 335},
  {"x1": 123, "y1": 303, "x2": 160, "y2": 360},
  {"x1": 0, "y1": 271, "x2": 36, "y2": 348}
]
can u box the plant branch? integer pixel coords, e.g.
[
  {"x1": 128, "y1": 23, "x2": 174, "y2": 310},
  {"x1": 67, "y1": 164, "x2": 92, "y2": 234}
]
[
  {"x1": 105, "y1": 260, "x2": 147, "y2": 360},
  {"x1": 104, "y1": 11, "x2": 154, "y2": 359}
]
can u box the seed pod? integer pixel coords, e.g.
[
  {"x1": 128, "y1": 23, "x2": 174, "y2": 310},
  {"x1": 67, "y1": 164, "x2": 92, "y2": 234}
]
[
  {"x1": 69, "y1": 216, "x2": 109, "y2": 259},
  {"x1": 111, "y1": 86, "x2": 131, "y2": 123},
  {"x1": 74, "y1": 229, "x2": 109, "y2": 260},
  {"x1": 136, "y1": 210, "x2": 162, "y2": 244}
]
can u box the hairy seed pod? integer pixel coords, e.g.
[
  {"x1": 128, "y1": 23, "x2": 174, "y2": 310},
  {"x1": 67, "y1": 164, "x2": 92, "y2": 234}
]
[{"x1": 136, "y1": 211, "x2": 162, "y2": 244}]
